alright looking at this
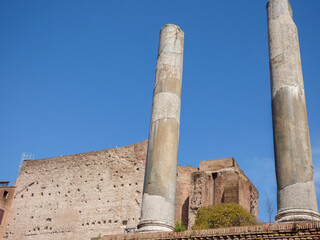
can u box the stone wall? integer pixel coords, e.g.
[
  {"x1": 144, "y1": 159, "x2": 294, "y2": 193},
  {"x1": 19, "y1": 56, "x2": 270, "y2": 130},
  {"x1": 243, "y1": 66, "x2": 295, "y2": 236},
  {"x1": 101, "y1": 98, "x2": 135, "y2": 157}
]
[
  {"x1": 187, "y1": 158, "x2": 259, "y2": 228},
  {"x1": 2, "y1": 141, "x2": 258, "y2": 240},
  {"x1": 3, "y1": 141, "x2": 147, "y2": 240},
  {"x1": 188, "y1": 171, "x2": 213, "y2": 228},
  {"x1": 99, "y1": 221, "x2": 320, "y2": 240},
  {"x1": 0, "y1": 186, "x2": 15, "y2": 238},
  {"x1": 174, "y1": 165, "x2": 198, "y2": 228}
]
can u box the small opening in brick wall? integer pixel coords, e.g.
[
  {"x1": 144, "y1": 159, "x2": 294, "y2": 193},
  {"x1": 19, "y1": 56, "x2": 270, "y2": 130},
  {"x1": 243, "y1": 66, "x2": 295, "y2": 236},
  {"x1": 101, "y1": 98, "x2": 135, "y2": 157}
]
[
  {"x1": 122, "y1": 220, "x2": 128, "y2": 225},
  {"x1": 3, "y1": 191, "x2": 9, "y2": 199},
  {"x1": 0, "y1": 209, "x2": 5, "y2": 225}
]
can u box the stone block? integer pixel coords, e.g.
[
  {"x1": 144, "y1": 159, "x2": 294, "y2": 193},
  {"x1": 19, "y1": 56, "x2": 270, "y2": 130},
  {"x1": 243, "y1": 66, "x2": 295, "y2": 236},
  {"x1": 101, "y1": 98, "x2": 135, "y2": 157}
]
[{"x1": 199, "y1": 158, "x2": 238, "y2": 172}]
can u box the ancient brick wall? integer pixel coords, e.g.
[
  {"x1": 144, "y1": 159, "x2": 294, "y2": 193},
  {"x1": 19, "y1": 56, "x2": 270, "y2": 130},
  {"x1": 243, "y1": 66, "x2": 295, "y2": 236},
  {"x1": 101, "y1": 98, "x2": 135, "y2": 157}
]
[
  {"x1": 100, "y1": 221, "x2": 320, "y2": 240},
  {"x1": 174, "y1": 166, "x2": 198, "y2": 228},
  {"x1": 203, "y1": 159, "x2": 258, "y2": 218},
  {"x1": 0, "y1": 186, "x2": 15, "y2": 239},
  {"x1": 188, "y1": 172, "x2": 213, "y2": 228},
  {"x1": 2, "y1": 141, "x2": 258, "y2": 240},
  {"x1": 3, "y1": 141, "x2": 148, "y2": 240}
]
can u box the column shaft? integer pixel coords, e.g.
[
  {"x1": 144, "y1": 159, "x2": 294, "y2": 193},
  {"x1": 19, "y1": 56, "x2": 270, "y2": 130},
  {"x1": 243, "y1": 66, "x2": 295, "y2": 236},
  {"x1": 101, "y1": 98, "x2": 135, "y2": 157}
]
[
  {"x1": 267, "y1": 0, "x2": 320, "y2": 222},
  {"x1": 138, "y1": 24, "x2": 184, "y2": 232}
]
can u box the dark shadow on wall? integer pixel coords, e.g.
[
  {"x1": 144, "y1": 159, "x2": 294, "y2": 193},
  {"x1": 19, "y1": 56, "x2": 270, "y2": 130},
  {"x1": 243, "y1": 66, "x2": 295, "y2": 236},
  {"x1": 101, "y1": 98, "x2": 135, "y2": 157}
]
[{"x1": 181, "y1": 197, "x2": 189, "y2": 228}]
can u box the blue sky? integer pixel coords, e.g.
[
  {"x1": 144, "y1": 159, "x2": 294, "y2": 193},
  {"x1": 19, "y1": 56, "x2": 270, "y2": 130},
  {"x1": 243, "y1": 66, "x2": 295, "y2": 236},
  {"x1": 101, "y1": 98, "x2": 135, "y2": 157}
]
[{"x1": 1, "y1": 0, "x2": 319, "y2": 223}]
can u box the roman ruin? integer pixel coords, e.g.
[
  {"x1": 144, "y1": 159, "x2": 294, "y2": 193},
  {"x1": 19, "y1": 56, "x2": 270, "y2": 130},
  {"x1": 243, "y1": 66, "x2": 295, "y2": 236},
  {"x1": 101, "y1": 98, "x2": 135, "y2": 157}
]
[
  {"x1": 137, "y1": 24, "x2": 184, "y2": 232},
  {"x1": 267, "y1": 0, "x2": 320, "y2": 222},
  {"x1": 0, "y1": 141, "x2": 258, "y2": 239},
  {"x1": 1, "y1": 1, "x2": 320, "y2": 239}
]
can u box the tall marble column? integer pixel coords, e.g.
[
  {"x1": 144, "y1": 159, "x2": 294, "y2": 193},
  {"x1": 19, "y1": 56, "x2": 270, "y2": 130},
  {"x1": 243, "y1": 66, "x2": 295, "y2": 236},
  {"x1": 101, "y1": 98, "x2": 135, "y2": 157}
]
[
  {"x1": 267, "y1": 0, "x2": 320, "y2": 222},
  {"x1": 137, "y1": 24, "x2": 184, "y2": 232}
]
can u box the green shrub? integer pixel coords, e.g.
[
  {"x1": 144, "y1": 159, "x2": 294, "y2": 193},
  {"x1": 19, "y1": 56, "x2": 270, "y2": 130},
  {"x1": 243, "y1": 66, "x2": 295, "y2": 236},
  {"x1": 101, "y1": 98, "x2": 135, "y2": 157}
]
[
  {"x1": 174, "y1": 221, "x2": 187, "y2": 232},
  {"x1": 192, "y1": 203, "x2": 257, "y2": 230}
]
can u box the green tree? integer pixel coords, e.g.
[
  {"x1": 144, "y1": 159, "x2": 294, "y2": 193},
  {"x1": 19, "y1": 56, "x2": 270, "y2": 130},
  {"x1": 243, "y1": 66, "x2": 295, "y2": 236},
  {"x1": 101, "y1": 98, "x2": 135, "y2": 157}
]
[{"x1": 193, "y1": 203, "x2": 257, "y2": 230}]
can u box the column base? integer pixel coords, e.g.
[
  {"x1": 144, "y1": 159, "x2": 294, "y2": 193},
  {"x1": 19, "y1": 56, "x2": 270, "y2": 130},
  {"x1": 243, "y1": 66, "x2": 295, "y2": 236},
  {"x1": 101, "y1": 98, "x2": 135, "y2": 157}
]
[
  {"x1": 137, "y1": 220, "x2": 175, "y2": 232},
  {"x1": 276, "y1": 208, "x2": 320, "y2": 222}
]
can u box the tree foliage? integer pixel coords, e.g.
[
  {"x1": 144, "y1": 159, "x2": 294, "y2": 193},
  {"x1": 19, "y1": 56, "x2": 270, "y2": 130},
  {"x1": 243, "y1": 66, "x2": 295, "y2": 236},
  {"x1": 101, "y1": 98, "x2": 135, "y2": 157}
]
[
  {"x1": 174, "y1": 221, "x2": 187, "y2": 232},
  {"x1": 192, "y1": 203, "x2": 257, "y2": 230}
]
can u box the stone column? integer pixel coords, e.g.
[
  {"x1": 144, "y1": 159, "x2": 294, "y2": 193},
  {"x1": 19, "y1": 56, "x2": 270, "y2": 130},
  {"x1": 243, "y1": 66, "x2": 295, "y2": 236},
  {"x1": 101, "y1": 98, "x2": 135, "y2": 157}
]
[
  {"x1": 267, "y1": 0, "x2": 320, "y2": 222},
  {"x1": 137, "y1": 24, "x2": 184, "y2": 232}
]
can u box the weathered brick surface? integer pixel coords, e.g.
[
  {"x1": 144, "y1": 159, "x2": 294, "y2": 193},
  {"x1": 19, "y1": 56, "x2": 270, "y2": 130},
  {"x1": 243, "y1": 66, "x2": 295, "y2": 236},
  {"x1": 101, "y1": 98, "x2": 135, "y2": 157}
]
[
  {"x1": 174, "y1": 165, "x2": 198, "y2": 228},
  {"x1": 0, "y1": 186, "x2": 15, "y2": 238},
  {"x1": 188, "y1": 171, "x2": 213, "y2": 228},
  {"x1": 2, "y1": 141, "x2": 258, "y2": 240},
  {"x1": 4, "y1": 141, "x2": 148, "y2": 240},
  {"x1": 100, "y1": 222, "x2": 320, "y2": 240}
]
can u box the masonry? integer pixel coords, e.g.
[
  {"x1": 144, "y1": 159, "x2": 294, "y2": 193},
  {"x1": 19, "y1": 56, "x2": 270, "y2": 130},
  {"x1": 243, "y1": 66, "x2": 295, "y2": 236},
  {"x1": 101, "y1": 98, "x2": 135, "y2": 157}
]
[
  {"x1": 1, "y1": 140, "x2": 258, "y2": 240},
  {"x1": 99, "y1": 222, "x2": 320, "y2": 240},
  {"x1": 0, "y1": 182, "x2": 15, "y2": 238}
]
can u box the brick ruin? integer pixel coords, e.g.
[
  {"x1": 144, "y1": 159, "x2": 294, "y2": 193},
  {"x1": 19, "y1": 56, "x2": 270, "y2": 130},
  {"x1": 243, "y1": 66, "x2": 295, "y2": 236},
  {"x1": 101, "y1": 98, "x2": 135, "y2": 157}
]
[
  {"x1": 0, "y1": 182, "x2": 15, "y2": 239},
  {"x1": 0, "y1": 140, "x2": 258, "y2": 240},
  {"x1": 100, "y1": 221, "x2": 320, "y2": 240}
]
